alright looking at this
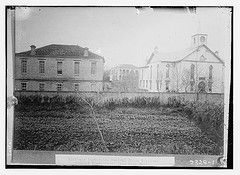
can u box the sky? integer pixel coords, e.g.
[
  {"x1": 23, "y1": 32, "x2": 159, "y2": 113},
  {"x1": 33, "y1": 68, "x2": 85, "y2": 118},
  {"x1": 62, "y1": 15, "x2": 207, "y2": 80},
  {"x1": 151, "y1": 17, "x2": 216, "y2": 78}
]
[{"x1": 15, "y1": 7, "x2": 231, "y2": 69}]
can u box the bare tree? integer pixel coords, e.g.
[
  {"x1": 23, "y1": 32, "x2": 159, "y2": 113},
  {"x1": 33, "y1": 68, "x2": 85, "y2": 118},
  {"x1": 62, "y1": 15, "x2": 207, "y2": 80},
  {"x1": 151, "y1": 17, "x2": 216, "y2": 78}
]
[{"x1": 180, "y1": 69, "x2": 192, "y2": 92}]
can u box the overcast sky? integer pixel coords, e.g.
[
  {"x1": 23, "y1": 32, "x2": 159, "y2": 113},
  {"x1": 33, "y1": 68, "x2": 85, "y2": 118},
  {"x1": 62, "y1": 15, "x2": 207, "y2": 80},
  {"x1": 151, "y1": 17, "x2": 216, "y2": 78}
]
[{"x1": 15, "y1": 7, "x2": 231, "y2": 69}]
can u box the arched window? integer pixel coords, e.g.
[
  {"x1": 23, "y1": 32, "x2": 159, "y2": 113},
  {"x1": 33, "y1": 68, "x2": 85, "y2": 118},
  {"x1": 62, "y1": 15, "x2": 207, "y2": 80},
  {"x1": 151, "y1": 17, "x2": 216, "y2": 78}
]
[
  {"x1": 166, "y1": 64, "x2": 170, "y2": 78},
  {"x1": 209, "y1": 65, "x2": 213, "y2": 80},
  {"x1": 191, "y1": 64, "x2": 195, "y2": 79}
]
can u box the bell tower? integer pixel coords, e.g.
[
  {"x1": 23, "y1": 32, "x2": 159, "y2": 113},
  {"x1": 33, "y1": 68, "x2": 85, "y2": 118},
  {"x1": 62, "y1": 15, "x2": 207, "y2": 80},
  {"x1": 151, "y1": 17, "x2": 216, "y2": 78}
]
[
  {"x1": 191, "y1": 21, "x2": 208, "y2": 48},
  {"x1": 191, "y1": 34, "x2": 208, "y2": 48}
]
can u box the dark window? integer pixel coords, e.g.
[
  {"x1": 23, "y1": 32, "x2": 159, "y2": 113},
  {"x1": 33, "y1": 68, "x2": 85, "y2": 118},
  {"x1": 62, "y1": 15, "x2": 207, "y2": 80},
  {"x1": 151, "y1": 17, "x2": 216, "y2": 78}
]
[
  {"x1": 191, "y1": 64, "x2": 195, "y2": 79},
  {"x1": 57, "y1": 62, "x2": 63, "y2": 75},
  {"x1": 21, "y1": 82, "x2": 27, "y2": 91},
  {"x1": 39, "y1": 61, "x2": 45, "y2": 73},
  {"x1": 209, "y1": 65, "x2": 213, "y2": 79},
  {"x1": 91, "y1": 62, "x2": 97, "y2": 74},
  {"x1": 74, "y1": 84, "x2": 79, "y2": 91},
  {"x1": 21, "y1": 60, "x2": 27, "y2": 73},
  {"x1": 208, "y1": 82, "x2": 212, "y2": 92},
  {"x1": 166, "y1": 82, "x2": 169, "y2": 91},
  {"x1": 74, "y1": 62, "x2": 80, "y2": 75},
  {"x1": 39, "y1": 83, "x2": 45, "y2": 91},
  {"x1": 150, "y1": 80, "x2": 152, "y2": 89},
  {"x1": 166, "y1": 64, "x2": 170, "y2": 78},
  {"x1": 190, "y1": 83, "x2": 194, "y2": 91},
  {"x1": 57, "y1": 83, "x2": 62, "y2": 91}
]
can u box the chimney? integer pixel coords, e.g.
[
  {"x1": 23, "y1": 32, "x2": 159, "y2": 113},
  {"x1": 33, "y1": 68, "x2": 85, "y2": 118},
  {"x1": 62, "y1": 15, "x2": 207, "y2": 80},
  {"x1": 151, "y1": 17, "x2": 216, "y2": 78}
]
[
  {"x1": 84, "y1": 47, "x2": 89, "y2": 57},
  {"x1": 30, "y1": 45, "x2": 36, "y2": 56},
  {"x1": 215, "y1": 51, "x2": 219, "y2": 56},
  {"x1": 154, "y1": 46, "x2": 158, "y2": 54}
]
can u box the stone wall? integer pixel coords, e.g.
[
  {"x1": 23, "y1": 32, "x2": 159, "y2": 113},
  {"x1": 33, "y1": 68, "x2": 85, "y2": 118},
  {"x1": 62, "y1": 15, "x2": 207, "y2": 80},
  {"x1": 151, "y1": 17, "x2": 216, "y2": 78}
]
[{"x1": 14, "y1": 91, "x2": 224, "y2": 104}]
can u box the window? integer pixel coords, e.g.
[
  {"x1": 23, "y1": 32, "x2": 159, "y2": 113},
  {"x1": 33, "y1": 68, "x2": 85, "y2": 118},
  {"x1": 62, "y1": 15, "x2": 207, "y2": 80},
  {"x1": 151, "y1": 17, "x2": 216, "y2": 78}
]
[
  {"x1": 39, "y1": 61, "x2": 45, "y2": 74},
  {"x1": 208, "y1": 82, "x2": 212, "y2": 92},
  {"x1": 123, "y1": 69, "x2": 125, "y2": 74},
  {"x1": 91, "y1": 62, "x2": 97, "y2": 74},
  {"x1": 140, "y1": 80, "x2": 142, "y2": 87},
  {"x1": 209, "y1": 65, "x2": 213, "y2": 80},
  {"x1": 91, "y1": 84, "x2": 97, "y2": 91},
  {"x1": 166, "y1": 82, "x2": 169, "y2": 91},
  {"x1": 119, "y1": 75, "x2": 121, "y2": 80},
  {"x1": 190, "y1": 82, "x2": 194, "y2": 92},
  {"x1": 21, "y1": 82, "x2": 27, "y2": 91},
  {"x1": 146, "y1": 80, "x2": 148, "y2": 88},
  {"x1": 21, "y1": 60, "x2": 27, "y2": 73},
  {"x1": 150, "y1": 80, "x2": 152, "y2": 89},
  {"x1": 156, "y1": 80, "x2": 159, "y2": 90},
  {"x1": 74, "y1": 62, "x2": 80, "y2": 75},
  {"x1": 194, "y1": 38, "x2": 196, "y2": 44},
  {"x1": 143, "y1": 80, "x2": 145, "y2": 88},
  {"x1": 166, "y1": 64, "x2": 170, "y2": 78},
  {"x1": 57, "y1": 61, "x2": 63, "y2": 75},
  {"x1": 39, "y1": 83, "x2": 45, "y2": 91},
  {"x1": 74, "y1": 84, "x2": 79, "y2": 91},
  {"x1": 57, "y1": 83, "x2": 62, "y2": 91},
  {"x1": 191, "y1": 64, "x2": 195, "y2": 79},
  {"x1": 150, "y1": 66, "x2": 152, "y2": 79}
]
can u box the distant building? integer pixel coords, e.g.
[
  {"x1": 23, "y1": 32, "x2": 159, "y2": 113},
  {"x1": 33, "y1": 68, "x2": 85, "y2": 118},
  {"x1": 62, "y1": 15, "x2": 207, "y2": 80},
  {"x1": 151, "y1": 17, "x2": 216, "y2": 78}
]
[
  {"x1": 109, "y1": 64, "x2": 139, "y2": 81},
  {"x1": 109, "y1": 64, "x2": 139, "y2": 91},
  {"x1": 15, "y1": 44, "x2": 105, "y2": 93},
  {"x1": 139, "y1": 33, "x2": 225, "y2": 93}
]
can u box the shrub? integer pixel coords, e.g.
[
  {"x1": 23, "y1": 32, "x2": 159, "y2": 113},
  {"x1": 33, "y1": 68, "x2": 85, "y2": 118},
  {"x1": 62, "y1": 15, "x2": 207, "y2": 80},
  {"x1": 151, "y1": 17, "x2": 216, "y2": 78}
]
[{"x1": 183, "y1": 101, "x2": 224, "y2": 154}]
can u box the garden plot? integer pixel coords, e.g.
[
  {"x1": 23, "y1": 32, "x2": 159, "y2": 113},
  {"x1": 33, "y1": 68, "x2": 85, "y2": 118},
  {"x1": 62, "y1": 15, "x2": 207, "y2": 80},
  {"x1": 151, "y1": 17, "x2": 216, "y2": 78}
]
[{"x1": 13, "y1": 107, "x2": 219, "y2": 155}]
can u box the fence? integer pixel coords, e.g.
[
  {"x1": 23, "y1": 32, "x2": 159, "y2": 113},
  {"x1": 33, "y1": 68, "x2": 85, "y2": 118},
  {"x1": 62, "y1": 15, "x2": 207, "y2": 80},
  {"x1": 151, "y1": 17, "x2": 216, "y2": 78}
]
[{"x1": 14, "y1": 91, "x2": 224, "y2": 104}]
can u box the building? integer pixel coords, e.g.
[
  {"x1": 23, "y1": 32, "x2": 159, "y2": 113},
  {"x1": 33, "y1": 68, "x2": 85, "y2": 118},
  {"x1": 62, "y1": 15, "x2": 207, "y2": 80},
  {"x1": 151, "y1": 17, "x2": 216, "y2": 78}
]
[
  {"x1": 139, "y1": 34, "x2": 225, "y2": 93},
  {"x1": 15, "y1": 44, "x2": 105, "y2": 93},
  {"x1": 109, "y1": 64, "x2": 139, "y2": 91},
  {"x1": 109, "y1": 64, "x2": 139, "y2": 81}
]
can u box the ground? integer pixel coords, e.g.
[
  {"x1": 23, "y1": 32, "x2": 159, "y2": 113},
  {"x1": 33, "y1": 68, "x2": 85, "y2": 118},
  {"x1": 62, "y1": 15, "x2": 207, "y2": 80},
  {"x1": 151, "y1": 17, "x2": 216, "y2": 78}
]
[{"x1": 13, "y1": 106, "x2": 220, "y2": 155}]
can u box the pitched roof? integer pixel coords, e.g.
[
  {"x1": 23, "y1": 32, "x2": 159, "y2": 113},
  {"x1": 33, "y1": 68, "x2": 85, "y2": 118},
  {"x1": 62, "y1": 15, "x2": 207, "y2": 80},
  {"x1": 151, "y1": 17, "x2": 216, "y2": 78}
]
[
  {"x1": 147, "y1": 44, "x2": 224, "y2": 64},
  {"x1": 15, "y1": 44, "x2": 104, "y2": 60},
  {"x1": 111, "y1": 64, "x2": 138, "y2": 69}
]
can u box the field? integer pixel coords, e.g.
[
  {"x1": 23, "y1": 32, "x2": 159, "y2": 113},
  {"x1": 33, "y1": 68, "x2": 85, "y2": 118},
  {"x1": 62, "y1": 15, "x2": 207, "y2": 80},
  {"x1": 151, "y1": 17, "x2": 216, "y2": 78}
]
[{"x1": 13, "y1": 95, "x2": 224, "y2": 155}]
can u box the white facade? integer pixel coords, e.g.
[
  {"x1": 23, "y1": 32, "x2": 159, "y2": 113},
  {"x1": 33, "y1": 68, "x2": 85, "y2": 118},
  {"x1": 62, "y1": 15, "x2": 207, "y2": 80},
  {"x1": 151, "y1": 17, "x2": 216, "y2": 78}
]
[
  {"x1": 109, "y1": 64, "x2": 139, "y2": 81},
  {"x1": 139, "y1": 34, "x2": 225, "y2": 93}
]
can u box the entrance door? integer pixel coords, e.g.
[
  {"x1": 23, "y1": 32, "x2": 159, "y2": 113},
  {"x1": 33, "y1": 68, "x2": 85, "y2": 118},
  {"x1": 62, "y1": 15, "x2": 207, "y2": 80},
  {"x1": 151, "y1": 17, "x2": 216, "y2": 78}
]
[{"x1": 198, "y1": 81, "x2": 206, "y2": 93}]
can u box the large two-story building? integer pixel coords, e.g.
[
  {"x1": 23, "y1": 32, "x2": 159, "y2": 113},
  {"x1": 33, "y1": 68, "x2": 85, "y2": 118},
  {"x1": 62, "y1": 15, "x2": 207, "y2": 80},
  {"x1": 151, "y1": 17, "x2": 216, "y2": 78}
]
[
  {"x1": 15, "y1": 44, "x2": 105, "y2": 92},
  {"x1": 109, "y1": 64, "x2": 139, "y2": 91},
  {"x1": 139, "y1": 33, "x2": 225, "y2": 93}
]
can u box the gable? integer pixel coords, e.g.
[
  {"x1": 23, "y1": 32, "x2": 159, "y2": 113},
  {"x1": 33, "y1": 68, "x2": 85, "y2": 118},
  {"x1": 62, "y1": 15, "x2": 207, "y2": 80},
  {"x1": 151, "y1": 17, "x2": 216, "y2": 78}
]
[{"x1": 182, "y1": 45, "x2": 224, "y2": 64}]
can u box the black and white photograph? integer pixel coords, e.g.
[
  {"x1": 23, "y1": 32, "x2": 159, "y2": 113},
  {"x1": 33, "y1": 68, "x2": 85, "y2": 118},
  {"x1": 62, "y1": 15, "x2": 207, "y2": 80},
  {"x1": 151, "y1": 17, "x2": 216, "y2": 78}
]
[{"x1": 6, "y1": 6, "x2": 232, "y2": 168}]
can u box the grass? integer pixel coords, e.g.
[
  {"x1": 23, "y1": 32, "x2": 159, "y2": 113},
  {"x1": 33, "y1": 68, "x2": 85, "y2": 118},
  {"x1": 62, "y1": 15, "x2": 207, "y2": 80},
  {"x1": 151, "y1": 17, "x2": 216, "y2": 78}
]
[{"x1": 13, "y1": 95, "x2": 224, "y2": 155}]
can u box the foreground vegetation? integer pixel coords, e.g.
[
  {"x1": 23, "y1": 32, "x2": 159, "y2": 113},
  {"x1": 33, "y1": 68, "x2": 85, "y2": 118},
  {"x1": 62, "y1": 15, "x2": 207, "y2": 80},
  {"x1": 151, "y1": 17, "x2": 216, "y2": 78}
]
[{"x1": 13, "y1": 95, "x2": 224, "y2": 155}]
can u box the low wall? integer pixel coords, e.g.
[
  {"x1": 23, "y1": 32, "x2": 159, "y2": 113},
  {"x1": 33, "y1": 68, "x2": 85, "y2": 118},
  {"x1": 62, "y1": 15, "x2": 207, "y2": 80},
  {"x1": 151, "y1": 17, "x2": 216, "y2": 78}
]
[{"x1": 14, "y1": 91, "x2": 224, "y2": 104}]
